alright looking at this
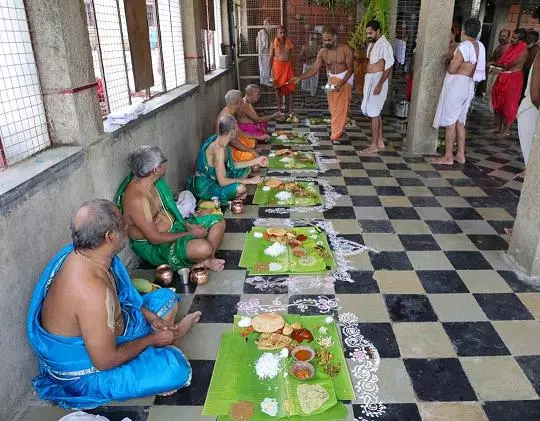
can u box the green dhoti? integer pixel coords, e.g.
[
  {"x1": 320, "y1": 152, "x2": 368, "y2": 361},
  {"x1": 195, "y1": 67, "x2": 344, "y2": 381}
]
[
  {"x1": 185, "y1": 134, "x2": 250, "y2": 202},
  {"x1": 115, "y1": 174, "x2": 224, "y2": 270}
]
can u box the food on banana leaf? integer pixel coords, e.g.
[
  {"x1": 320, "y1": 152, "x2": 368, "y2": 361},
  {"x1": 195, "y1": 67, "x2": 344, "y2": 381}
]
[{"x1": 297, "y1": 384, "x2": 329, "y2": 414}]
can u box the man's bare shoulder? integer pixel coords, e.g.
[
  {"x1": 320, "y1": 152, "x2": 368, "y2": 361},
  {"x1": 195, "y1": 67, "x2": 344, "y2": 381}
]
[
  {"x1": 53, "y1": 256, "x2": 108, "y2": 299},
  {"x1": 122, "y1": 184, "x2": 145, "y2": 211},
  {"x1": 338, "y1": 43, "x2": 353, "y2": 53}
]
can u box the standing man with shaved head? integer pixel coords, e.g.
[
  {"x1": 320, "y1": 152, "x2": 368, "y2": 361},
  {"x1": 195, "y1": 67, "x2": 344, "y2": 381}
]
[{"x1": 290, "y1": 25, "x2": 354, "y2": 144}]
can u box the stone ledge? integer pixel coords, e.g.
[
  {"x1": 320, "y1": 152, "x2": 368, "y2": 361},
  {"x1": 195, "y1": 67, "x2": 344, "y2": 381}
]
[{"x1": 0, "y1": 146, "x2": 84, "y2": 212}]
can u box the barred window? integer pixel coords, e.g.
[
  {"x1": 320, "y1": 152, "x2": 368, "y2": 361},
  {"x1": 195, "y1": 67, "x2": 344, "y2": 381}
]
[
  {"x1": 0, "y1": 0, "x2": 50, "y2": 168},
  {"x1": 202, "y1": 0, "x2": 223, "y2": 74},
  {"x1": 85, "y1": 0, "x2": 186, "y2": 117}
]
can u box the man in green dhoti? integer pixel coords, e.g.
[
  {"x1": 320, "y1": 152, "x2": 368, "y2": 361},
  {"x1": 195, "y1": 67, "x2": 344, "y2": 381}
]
[
  {"x1": 186, "y1": 114, "x2": 267, "y2": 202},
  {"x1": 115, "y1": 146, "x2": 226, "y2": 272}
]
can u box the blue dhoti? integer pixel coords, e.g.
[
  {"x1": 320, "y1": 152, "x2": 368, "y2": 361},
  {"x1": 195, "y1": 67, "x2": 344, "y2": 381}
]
[{"x1": 27, "y1": 244, "x2": 191, "y2": 409}]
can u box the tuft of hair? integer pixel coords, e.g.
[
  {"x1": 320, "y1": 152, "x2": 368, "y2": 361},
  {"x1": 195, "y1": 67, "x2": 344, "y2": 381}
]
[
  {"x1": 71, "y1": 199, "x2": 121, "y2": 250},
  {"x1": 128, "y1": 145, "x2": 165, "y2": 178},
  {"x1": 218, "y1": 114, "x2": 237, "y2": 136},
  {"x1": 224, "y1": 89, "x2": 242, "y2": 105},
  {"x1": 245, "y1": 84, "x2": 259, "y2": 95},
  {"x1": 366, "y1": 20, "x2": 381, "y2": 32},
  {"x1": 322, "y1": 25, "x2": 337, "y2": 36},
  {"x1": 514, "y1": 28, "x2": 528, "y2": 41},
  {"x1": 463, "y1": 18, "x2": 481, "y2": 39}
]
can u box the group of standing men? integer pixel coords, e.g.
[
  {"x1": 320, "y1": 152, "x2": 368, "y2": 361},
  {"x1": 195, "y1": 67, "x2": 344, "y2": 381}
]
[{"x1": 257, "y1": 20, "x2": 394, "y2": 150}]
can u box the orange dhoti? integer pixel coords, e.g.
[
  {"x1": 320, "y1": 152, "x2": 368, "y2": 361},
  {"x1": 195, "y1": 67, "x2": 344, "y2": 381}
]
[
  {"x1": 327, "y1": 75, "x2": 353, "y2": 141},
  {"x1": 273, "y1": 60, "x2": 296, "y2": 96},
  {"x1": 231, "y1": 135, "x2": 256, "y2": 161}
]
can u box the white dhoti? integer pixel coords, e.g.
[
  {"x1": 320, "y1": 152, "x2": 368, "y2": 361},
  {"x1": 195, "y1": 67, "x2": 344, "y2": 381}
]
[
  {"x1": 301, "y1": 63, "x2": 319, "y2": 96},
  {"x1": 433, "y1": 74, "x2": 475, "y2": 128},
  {"x1": 259, "y1": 54, "x2": 271, "y2": 87},
  {"x1": 518, "y1": 62, "x2": 538, "y2": 165},
  {"x1": 361, "y1": 72, "x2": 387, "y2": 118}
]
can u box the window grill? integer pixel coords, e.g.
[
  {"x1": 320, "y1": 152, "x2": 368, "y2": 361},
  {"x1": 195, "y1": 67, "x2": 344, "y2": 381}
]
[
  {"x1": 0, "y1": 0, "x2": 50, "y2": 168},
  {"x1": 84, "y1": 0, "x2": 186, "y2": 117}
]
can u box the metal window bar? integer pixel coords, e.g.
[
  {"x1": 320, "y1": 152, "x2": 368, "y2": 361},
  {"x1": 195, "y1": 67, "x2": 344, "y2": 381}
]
[
  {"x1": 0, "y1": 0, "x2": 50, "y2": 167},
  {"x1": 158, "y1": 0, "x2": 186, "y2": 89}
]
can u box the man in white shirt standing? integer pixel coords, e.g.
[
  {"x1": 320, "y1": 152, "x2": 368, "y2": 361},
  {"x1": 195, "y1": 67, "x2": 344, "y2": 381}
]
[
  {"x1": 361, "y1": 20, "x2": 394, "y2": 154},
  {"x1": 257, "y1": 18, "x2": 272, "y2": 87}
]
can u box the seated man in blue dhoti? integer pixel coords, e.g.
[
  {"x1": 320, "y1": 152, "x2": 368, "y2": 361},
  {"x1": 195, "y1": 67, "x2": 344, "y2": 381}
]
[{"x1": 27, "y1": 199, "x2": 200, "y2": 409}]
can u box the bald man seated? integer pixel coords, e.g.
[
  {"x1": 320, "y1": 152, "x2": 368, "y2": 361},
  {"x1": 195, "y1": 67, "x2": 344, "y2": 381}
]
[
  {"x1": 236, "y1": 84, "x2": 283, "y2": 138},
  {"x1": 217, "y1": 89, "x2": 270, "y2": 162},
  {"x1": 27, "y1": 199, "x2": 201, "y2": 409}
]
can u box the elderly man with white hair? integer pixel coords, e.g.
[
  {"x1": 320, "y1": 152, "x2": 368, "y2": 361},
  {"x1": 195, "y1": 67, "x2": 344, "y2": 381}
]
[
  {"x1": 115, "y1": 145, "x2": 227, "y2": 272},
  {"x1": 216, "y1": 89, "x2": 267, "y2": 162},
  {"x1": 236, "y1": 84, "x2": 283, "y2": 138}
]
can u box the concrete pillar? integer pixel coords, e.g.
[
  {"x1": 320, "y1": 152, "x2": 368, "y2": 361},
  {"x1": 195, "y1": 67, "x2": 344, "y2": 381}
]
[
  {"x1": 181, "y1": 0, "x2": 205, "y2": 84},
  {"x1": 24, "y1": 0, "x2": 103, "y2": 146},
  {"x1": 405, "y1": 0, "x2": 455, "y2": 154},
  {"x1": 487, "y1": 2, "x2": 512, "y2": 59},
  {"x1": 507, "y1": 114, "x2": 540, "y2": 279}
]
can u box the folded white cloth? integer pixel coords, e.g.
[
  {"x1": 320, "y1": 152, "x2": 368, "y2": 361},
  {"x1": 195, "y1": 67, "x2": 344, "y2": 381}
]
[{"x1": 107, "y1": 103, "x2": 146, "y2": 126}]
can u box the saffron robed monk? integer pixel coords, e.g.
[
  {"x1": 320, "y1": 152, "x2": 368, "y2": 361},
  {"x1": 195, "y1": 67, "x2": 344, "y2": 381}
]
[
  {"x1": 116, "y1": 145, "x2": 226, "y2": 272},
  {"x1": 290, "y1": 25, "x2": 354, "y2": 144},
  {"x1": 27, "y1": 199, "x2": 202, "y2": 408}
]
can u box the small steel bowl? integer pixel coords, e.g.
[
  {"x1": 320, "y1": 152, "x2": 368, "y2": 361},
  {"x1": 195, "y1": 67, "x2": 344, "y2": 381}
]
[
  {"x1": 155, "y1": 264, "x2": 173, "y2": 285},
  {"x1": 291, "y1": 361, "x2": 315, "y2": 380},
  {"x1": 291, "y1": 345, "x2": 316, "y2": 362}
]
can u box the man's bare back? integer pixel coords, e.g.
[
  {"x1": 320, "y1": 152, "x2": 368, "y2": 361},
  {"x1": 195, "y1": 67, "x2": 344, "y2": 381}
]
[
  {"x1": 41, "y1": 254, "x2": 124, "y2": 337},
  {"x1": 236, "y1": 101, "x2": 258, "y2": 124},
  {"x1": 320, "y1": 44, "x2": 351, "y2": 74}
]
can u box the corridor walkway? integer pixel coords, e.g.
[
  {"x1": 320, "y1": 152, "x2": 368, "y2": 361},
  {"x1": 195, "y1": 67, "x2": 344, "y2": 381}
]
[{"x1": 18, "y1": 101, "x2": 540, "y2": 421}]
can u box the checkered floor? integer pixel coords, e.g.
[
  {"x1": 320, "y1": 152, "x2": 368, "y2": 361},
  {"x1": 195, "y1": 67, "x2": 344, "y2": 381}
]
[{"x1": 20, "y1": 102, "x2": 540, "y2": 421}]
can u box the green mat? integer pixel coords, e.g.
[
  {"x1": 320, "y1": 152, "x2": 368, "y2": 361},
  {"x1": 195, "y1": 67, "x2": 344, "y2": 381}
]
[
  {"x1": 268, "y1": 152, "x2": 318, "y2": 170},
  {"x1": 238, "y1": 226, "x2": 336, "y2": 275},
  {"x1": 253, "y1": 180, "x2": 322, "y2": 207},
  {"x1": 204, "y1": 315, "x2": 355, "y2": 420},
  {"x1": 270, "y1": 131, "x2": 309, "y2": 145}
]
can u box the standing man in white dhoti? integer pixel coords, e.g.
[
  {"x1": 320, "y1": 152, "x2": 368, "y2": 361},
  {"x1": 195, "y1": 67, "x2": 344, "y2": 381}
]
[
  {"x1": 360, "y1": 20, "x2": 394, "y2": 154},
  {"x1": 432, "y1": 18, "x2": 485, "y2": 165},
  {"x1": 257, "y1": 19, "x2": 272, "y2": 87}
]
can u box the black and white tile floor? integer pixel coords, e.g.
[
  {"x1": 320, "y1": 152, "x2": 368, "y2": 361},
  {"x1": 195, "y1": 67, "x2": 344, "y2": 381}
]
[{"x1": 19, "y1": 102, "x2": 540, "y2": 421}]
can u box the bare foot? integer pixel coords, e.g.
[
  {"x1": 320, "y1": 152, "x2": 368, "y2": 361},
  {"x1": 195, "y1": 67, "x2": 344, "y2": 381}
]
[
  {"x1": 202, "y1": 258, "x2": 225, "y2": 271},
  {"x1": 504, "y1": 228, "x2": 513, "y2": 236},
  {"x1": 432, "y1": 156, "x2": 454, "y2": 165},
  {"x1": 454, "y1": 155, "x2": 466, "y2": 164},
  {"x1": 497, "y1": 131, "x2": 511, "y2": 138},
  {"x1": 359, "y1": 145, "x2": 381, "y2": 154},
  {"x1": 331, "y1": 138, "x2": 340, "y2": 144},
  {"x1": 173, "y1": 311, "x2": 202, "y2": 340},
  {"x1": 376, "y1": 143, "x2": 386, "y2": 150}
]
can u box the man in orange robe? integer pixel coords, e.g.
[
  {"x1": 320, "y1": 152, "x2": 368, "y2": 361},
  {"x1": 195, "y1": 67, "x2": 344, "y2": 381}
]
[
  {"x1": 291, "y1": 26, "x2": 354, "y2": 143},
  {"x1": 270, "y1": 26, "x2": 297, "y2": 119},
  {"x1": 491, "y1": 28, "x2": 528, "y2": 136}
]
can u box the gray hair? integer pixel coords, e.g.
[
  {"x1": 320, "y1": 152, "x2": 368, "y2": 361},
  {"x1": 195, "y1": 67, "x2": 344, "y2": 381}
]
[
  {"x1": 246, "y1": 84, "x2": 259, "y2": 95},
  {"x1": 71, "y1": 199, "x2": 121, "y2": 250},
  {"x1": 128, "y1": 145, "x2": 165, "y2": 178},
  {"x1": 224, "y1": 89, "x2": 242, "y2": 105},
  {"x1": 218, "y1": 114, "x2": 237, "y2": 135}
]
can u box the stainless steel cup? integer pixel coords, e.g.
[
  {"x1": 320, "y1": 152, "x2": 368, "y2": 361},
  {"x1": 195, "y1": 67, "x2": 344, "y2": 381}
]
[{"x1": 178, "y1": 268, "x2": 190, "y2": 285}]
